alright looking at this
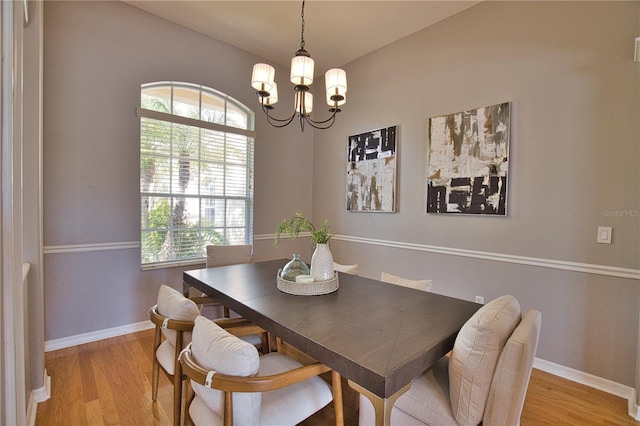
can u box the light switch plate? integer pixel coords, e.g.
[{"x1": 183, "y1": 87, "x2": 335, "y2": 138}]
[{"x1": 597, "y1": 226, "x2": 612, "y2": 244}]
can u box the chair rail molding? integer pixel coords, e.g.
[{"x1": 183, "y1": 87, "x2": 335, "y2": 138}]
[
  {"x1": 43, "y1": 241, "x2": 140, "y2": 254},
  {"x1": 331, "y1": 234, "x2": 640, "y2": 280},
  {"x1": 44, "y1": 235, "x2": 640, "y2": 280}
]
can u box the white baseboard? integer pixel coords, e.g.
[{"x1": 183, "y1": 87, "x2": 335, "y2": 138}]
[
  {"x1": 26, "y1": 394, "x2": 37, "y2": 426},
  {"x1": 629, "y1": 389, "x2": 640, "y2": 420},
  {"x1": 45, "y1": 320, "x2": 154, "y2": 352},
  {"x1": 32, "y1": 371, "x2": 51, "y2": 403},
  {"x1": 534, "y1": 357, "x2": 636, "y2": 417},
  {"x1": 26, "y1": 369, "x2": 50, "y2": 426}
]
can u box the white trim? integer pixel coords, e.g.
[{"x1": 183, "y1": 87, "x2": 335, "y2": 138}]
[
  {"x1": 141, "y1": 258, "x2": 205, "y2": 271},
  {"x1": 136, "y1": 107, "x2": 256, "y2": 139},
  {"x1": 630, "y1": 389, "x2": 640, "y2": 420},
  {"x1": 43, "y1": 241, "x2": 140, "y2": 254},
  {"x1": 534, "y1": 357, "x2": 635, "y2": 404},
  {"x1": 26, "y1": 370, "x2": 50, "y2": 426},
  {"x1": 254, "y1": 232, "x2": 311, "y2": 241},
  {"x1": 332, "y1": 235, "x2": 640, "y2": 280},
  {"x1": 43, "y1": 235, "x2": 640, "y2": 280},
  {"x1": 44, "y1": 320, "x2": 154, "y2": 352},
  {"x1": 26, "y1": 394, "x2": 37, "y2": 426},
  {"x1": 32, "y1": 371, "x2": 50, "y2": 402}
]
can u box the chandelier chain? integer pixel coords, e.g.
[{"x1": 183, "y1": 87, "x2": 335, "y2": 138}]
[{"x1": 300, "y1": 0, "x2": 306, "y2": 50}]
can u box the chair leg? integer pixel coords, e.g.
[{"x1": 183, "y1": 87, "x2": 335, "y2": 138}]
[
  {"x1": 183, "y1": 378, "x2": 194, "y2": 426},
  {"x1": 152, "y1": 358, "x2": 159, "y2": 401},
  {"x1": 332, "y1": 370, "x2": 344, "y2": 426},
  {"x1": 224, "y1": 391, "x2": 233, "y2": 426},
  {"x1": 173, "y1": 373, "x2": 182, "y2": 426},
  {"x1": 260, "y1": 332, "x2": 269, "y2": 354},
  {"x1": 152, "y1": 327, "x2": 161, "y2": 401}
]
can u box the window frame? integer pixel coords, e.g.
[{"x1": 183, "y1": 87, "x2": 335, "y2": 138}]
[{"x1": 138, "y1": 81, "x2": 255, "y2": 270}]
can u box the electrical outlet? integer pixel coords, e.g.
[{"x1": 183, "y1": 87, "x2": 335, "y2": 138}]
[{"x1": 475, "y1": 295, "x2": 485, "y2": 304}]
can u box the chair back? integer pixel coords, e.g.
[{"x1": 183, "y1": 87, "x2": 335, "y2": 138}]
[
  {"x1": 333, "y1": 262, "x2": 359, "y2": 275},
  {"x1": 155, "y1": 284, "x2": 200, "y2": 346},
  {"x1": 150, "y1": 284, "x2": 201, "y2": 426},
  {"x1": 187, "y1": 316, "x2": 263, "y2": 425},
  {"x1": 203, "y1": 244, "x2": 253, "y2": 318},
  {"x1": 448, "y1": 295, "x2": 521, "y2": 425},
  {"x1": 206, "y1": 244, "x2": 253, "y2": 268},
  {"x1": 483, "y1": 309, "x2": 541, "y2": 425},
  {"x1": 182, "y1": 316, "x2": 336, "y2": 426},
  {"x1": 381, "y1": 271, "x2": 433, "y2": 292}
]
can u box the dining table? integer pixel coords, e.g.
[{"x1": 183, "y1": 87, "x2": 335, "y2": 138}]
[{"x1": 183, "y1": 259, "x2": 480, "y2": 426}]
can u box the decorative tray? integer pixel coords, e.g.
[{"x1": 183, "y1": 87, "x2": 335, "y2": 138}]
[{"x1": 276, "y1": 269, "x2": 339, "y2": 296}]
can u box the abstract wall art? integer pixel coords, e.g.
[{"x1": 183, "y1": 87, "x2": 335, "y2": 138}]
[
  {"x1": 427, "y1": 102, "x2": 510, "y2": 215},
  {"x1": 347, "y1": 125, "x2": 397, "y2": 212}
]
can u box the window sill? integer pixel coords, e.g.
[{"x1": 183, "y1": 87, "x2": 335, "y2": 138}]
[{"x1": 141, "y1": 259, "x2": 206, "y2": 271}]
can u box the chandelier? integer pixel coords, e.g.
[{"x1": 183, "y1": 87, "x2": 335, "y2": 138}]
[{"x1": 250, "y1": 0, "x2": 347, "y2": 131}]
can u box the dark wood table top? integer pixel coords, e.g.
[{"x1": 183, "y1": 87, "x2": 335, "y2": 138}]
[{"x1": 183, "y1": 259, "x2": 479, "y2": 398}]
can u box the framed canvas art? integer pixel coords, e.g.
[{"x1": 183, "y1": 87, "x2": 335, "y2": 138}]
[
  {"x1": 347, "y1": 125, "x2": 397, "y2": 212},
  {"x1": 427, "y1": 102, "x2": 510, "y2": 215}
]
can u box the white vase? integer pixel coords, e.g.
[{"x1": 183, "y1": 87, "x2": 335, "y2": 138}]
[{"x1": 310, "y1": 243, "x2": 334, "y2": 281}]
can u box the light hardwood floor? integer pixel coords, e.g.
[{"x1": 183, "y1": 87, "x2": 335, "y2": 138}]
[{"x1": 36, "y1": 328, "x2": 638, "y2": 426}]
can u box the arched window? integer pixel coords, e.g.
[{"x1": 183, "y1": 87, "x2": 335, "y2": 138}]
[{"x1": 137, "y1": 82, "x2": 255, "y2": 268}]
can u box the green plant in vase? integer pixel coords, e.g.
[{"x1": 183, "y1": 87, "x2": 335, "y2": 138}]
[
  {"x1": 274, "y1": 212, "x2": 332, "y2": 246},
  {"x1": 274, "y1": 212, "x2": 335, "y2": 281}
]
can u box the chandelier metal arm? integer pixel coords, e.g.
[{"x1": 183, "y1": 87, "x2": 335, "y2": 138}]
[
  {"x1": 261, "y1": 103, "x2": 297, "y2": 128},
  {"x1": 300, "y1": 112, "x2": 339, "y2": 130},
  {"x1": 304, "y1": 108, "x2": 341, "y2": 126}
]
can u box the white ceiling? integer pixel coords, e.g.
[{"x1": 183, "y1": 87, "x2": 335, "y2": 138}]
[{"x1": 123, "y1": 1, "x2": 482, "y2": 76}]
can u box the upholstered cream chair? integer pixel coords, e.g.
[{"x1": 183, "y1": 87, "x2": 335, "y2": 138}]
[
  {"x1": 150, "y1": 285, "x2": 265, "y2": 424},
  {"x1": 181, "y1": 316, "x2": 343, "y2": 426},
  {"x1": 359, "y1": 295, "x2": 541, "y2": 426},
  {"x1": 206, "y1": 244, "x2": 253, "y2": 268},
  {"x1": 334, "y1": 262, "x2": 359, "y2": 275},
  {"x1": 150, "y1": 284, "x2": 201, "y2": 426},
  {"x1": 380, "y1": 271, "x2": 433, "y2": 292}
]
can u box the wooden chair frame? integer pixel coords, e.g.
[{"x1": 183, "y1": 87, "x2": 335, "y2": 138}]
[
  {"x1": 180, "y1": 345, "x2": 344, "y2": 426},
  {"x1": 150, "y1": 298, "x2": 269, "y2": 426},
  {"x1": 149, "y1": 305, "x2": 194, "y2": 426},
  {"x1": 190, "y1": 295, "x2": 231, "y2": 318}
]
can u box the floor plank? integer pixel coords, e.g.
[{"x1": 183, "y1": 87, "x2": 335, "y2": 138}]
[{"x1": 36, "y1": 329, "x2": 639, "y2": 426}]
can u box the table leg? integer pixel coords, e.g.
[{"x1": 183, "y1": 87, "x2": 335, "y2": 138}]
[
  {"x1": 348, "y1": 380, "x2": 411, "y2": 426},
  {"x1": 182, "y1": 281, "x2": 190, "y2": 297}
]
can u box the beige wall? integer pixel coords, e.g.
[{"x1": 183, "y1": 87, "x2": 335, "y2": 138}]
[
  {"x1": 42, "y1": 1, "x2": 313, "y2": 341},
  {"x1": 313, "y1": 1, "x2": 639, "y2": 387},
  {"x1": 41, "y1": 0, "x2": 638, "y2": 392}
]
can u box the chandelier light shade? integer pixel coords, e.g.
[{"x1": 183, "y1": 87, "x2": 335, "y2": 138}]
[
  {"x1": 290, "y1": 54, "x2": 314, "y2": 86},
  {"x1": 250, "y1": 0, "x2": 347, "y2": 131},
  {"x1": 251, "y1": 63, "x2": 275, "y2": 95},
  {"x1": 325, "y1": 68, "x2": 347, "y2": 97},
  {"x1": 294, "y1": 91, "x2": 313, "y2": 114},
  {"x1": 262, "y1": 82, "x2": 278, "y2": 107}
]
